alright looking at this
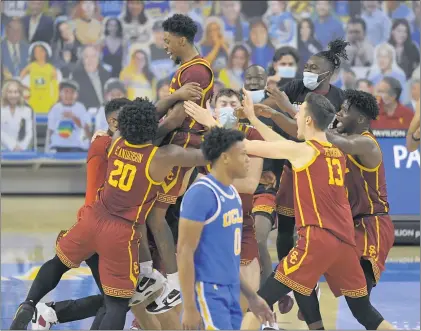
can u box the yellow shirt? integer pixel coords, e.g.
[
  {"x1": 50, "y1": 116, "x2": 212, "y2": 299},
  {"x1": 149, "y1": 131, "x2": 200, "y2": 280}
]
[
  {"x1": 27, "y1": 62, "x2": 58, "y2": 114},
  {"x1": 120, "y1": 70, "x2": 156, "y2": 101}
]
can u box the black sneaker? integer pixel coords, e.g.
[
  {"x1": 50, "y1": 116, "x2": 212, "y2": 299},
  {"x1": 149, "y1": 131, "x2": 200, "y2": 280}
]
[
  {"x1": 146, "y1": 283, "x2": 181, "y2": 314},
  {"x1": 10, "y1": 301, "x2": 36, "y2": 330}
]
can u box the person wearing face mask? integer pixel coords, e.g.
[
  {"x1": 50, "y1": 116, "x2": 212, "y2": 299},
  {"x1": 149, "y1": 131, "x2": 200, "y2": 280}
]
[
  {"x1": 267, "y1": 46, "x2": 300, "y2": 89},
  {"x1": 183, "y1": 88, "x2": 266, "y2": 315},
  {"x1": 254, "y1": 38, "x2": 348, "y2": 320}
]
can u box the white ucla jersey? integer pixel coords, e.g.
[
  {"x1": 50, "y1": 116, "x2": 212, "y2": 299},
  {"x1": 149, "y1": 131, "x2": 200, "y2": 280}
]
[{"x1": 181, "y1": 175, "x2": 243, "y2": 285}]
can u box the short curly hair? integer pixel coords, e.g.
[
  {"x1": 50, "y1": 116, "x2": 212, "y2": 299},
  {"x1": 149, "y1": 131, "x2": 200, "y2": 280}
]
[
  {"x1": 201, "y1": 127, "x2": 245, "y2": 163},
  {"x1": 163, "y1": 14, "x2": 197, "y2": 44},
  {"x1": 104, "y1": 97, "x2": 131, "y2": 118},
  {"x1": 117, "y1": 98, "x2": 158, "y2": 145},
  {"x1": 344, "y1": 89, "x2": 379, "y2": 120}
]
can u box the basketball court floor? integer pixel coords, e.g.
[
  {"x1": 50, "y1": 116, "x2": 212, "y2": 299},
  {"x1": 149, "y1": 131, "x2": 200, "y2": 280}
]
[{"x1": 1, "y1": 196, "x2": 420, "y2": 330}]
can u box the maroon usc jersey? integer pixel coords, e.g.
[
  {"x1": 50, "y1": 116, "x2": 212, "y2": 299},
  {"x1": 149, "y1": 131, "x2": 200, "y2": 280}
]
[
  {"x1": 168, "y1": 56, "x2": 214, "y2": 133},
  {"x1": 97, "y1": 137, "x2": 161, "y2": 223},
  {"x1": 345, "y1": 132, "x2": 389, "y2": 218},
  {"x1": 293, "y1": 140, "x2": 355, "y2": 246}
]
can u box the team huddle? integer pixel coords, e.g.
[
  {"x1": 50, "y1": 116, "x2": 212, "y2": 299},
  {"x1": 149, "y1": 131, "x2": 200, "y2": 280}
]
[{"x1": 11, "y1": 14, "x2": 398, "y2": 331}]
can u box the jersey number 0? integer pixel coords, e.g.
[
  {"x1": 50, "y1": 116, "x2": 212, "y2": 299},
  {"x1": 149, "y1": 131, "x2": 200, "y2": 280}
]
[{"x1": 108, "y1": 159, "x2": 137, "y2": 191}]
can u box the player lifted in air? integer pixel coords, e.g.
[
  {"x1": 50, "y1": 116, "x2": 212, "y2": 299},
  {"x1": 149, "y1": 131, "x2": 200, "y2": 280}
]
[
  {"x1": 177, "y1": 126, "x2": 274, "y2": 330},
  {"x1": 130, "y1": 14, "x2": 215, "y2": 316},
  {"x1": 326, "y1": 90, "x2": 395, "y2": 295},
  {"x1": 239, "y1": 89, "x2": 394, "y2": 330},
  {"x1": 10, "y1": 98, "x2": 208, "y2": 330}
]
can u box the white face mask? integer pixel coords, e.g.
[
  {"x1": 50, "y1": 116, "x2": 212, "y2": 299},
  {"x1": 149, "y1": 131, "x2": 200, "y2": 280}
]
[
  {"x1": 218, "y1": 107, "x2": 237, "y2": 129},
  {"x1": 277, "y1": 66, "x2": 297, "y2": 78},
  {"x1": 303, "y1": 71, "x2": 329, "y2": 90},
  {"x1": 248, "y1": 89, "x2": 266, "y2": 103}
]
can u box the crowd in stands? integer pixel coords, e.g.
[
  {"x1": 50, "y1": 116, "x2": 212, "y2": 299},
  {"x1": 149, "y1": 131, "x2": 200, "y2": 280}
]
[{"x1": 1, "y1": 0, "x2": 420, "y2": 153}]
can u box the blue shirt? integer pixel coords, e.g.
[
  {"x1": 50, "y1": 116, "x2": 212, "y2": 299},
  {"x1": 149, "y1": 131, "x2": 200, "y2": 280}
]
[
  {"x1": 313, "y1": 15, "x2": 345, "y2": 49},
  {"x1": 251, "y1": 44, "x2": 275, "y2": 70},
  {"x1": 180, "y1": 175, "x2": 243, "y2": 285},
  {"x1": 361, "y1": 9, "x2": 392, "y2": 46}
]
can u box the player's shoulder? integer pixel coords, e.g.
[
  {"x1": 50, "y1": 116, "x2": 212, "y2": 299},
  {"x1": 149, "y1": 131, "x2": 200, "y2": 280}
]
[{"x1": 87, "y1": 135, "x2": 112, "y2": 161}]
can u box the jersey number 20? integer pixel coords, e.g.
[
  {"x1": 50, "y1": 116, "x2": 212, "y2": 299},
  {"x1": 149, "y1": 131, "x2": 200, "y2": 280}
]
[
  {"x1": 108, "y1": 159, "x2": 137, "y2": 191},
  {"x1": 326, "y1": 157, "x2": 343, "y2": 186}
]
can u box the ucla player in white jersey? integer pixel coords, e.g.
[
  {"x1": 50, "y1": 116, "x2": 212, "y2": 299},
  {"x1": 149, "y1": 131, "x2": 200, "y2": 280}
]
[{"x1": 177, "y1": 127, "x2": 275, "y2": 330}]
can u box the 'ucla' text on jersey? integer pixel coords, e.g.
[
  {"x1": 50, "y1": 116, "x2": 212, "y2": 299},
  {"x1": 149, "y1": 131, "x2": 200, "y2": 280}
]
[{"x1": 180, "y1": 175, "x2": 243, "y2": 285}]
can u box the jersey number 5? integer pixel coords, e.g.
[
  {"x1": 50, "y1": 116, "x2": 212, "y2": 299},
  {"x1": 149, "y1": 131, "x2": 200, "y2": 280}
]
[
  {"x1": 108, "y1": 159, "x2": 137, "y2": 192},
  {"x1": 326, "y1": 157, "x2": 343, "y2": 186}
]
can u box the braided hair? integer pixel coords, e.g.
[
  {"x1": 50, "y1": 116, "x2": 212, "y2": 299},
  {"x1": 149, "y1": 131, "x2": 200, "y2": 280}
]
[{"x1": 314, "y1": 38, "x2": 350, "y2": 70}]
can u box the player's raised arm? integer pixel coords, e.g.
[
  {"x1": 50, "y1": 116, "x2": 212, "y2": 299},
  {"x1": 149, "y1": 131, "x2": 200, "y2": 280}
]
[
  {"x1": 242, "y1": 88, "x2": 286, "y2": 142},
  {"x1": 155, "y1": 101, "x2": 187, "y2": 140},
  {"x1": 406, "y1": 99, "x2": 420, "y2": 152},
  {"x1": 326, "y1": 90, "x2": 382, "y2": 169},
  {"x1": 244, "y1": 139, "x2": 304, "y2": 162},
  {"x1": 184, "y1": 100, "x2": 220, "y2": 129}
]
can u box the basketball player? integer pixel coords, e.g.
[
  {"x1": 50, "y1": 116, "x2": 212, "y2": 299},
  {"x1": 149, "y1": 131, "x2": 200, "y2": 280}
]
[
  {"x1": 184, "y1": 88, "x2": 264, "y2": 311},
  {"x1": 326, "y1": 90, "x2": 395, "y2": 295},
  {"x1": 406, "y1": 99, "x2": 420, "y2": 152},
  {"x1": 31, "y1": 97, "x2": 131, "y2": 330},
  {"x1": 178, "y1": 126, "x2": 274, "y2": 330},
  {"x1": 10, "y1": 98, "x2": 208, "y2": 330},
  {"x1": 248, "y1": 39, "x2": 348, "y2": 316},
  {"x1": 130, "y1": 14, "x2": 214, "y2": 315},
  {"x1": 240, "y1": 89, "x2": 394, "y2": 330}
]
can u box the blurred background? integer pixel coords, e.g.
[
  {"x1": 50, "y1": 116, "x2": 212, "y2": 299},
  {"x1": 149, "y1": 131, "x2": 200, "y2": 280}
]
[{"x1": 1, "y1": 0, "x2": 419, "y2": 242}]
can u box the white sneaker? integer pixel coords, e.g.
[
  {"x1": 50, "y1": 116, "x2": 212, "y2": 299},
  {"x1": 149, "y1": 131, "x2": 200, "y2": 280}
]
[
  {"x1": 31, "y1": 303, "x2": 58, "y2": 330},
  {"x1": 262, "y1": 322, "x2": 280, "y2": 330},
  {"x1": 129, "y1": 269, "x2": 166, "y2": 307},
  {"x1": 130, "y1": 319, "x2": 142, "y2": 330},
  {"x1": 146, "y1": 282, "x2": 181, "y2": 314}
]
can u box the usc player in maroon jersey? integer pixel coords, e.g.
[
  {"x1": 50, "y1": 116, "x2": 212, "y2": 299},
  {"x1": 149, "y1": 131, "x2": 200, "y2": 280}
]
[
  {"x1": 10, "y1": 99, "x2": 208, "y2": 330},
  {"x1": 327, "y1": 90, "x2": 395, "y2": 295},
  {"x1": 240, "y1": 90, "x2": 394, "y2": 330}
]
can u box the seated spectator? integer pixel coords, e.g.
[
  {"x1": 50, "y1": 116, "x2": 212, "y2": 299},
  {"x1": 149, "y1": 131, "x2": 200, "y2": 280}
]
[
  {"x1": 20, "y1": 42, "x2": 59, "y2": 114},
  {"x1": 219, "y1": 44, "x2": 250, "y2": 90},
  {"x1": 1, "y1": 19, "x2": 29, "y2": 78},
  {"x1": 372, "y1": 76, "x2": 414, "y2": 130},
  {"x1": 332, "y1": 67, "x2": 357, "y2": 90},
  {"x1": 102, "y1": 18, "x2": 124, "y2": 78},
  {"x1": 248, "y1": 19, "x2": 275, "y2": 70},
  {"x1": 200, "y1": 17, "x2": 229, "y2": 76},
  {"x1": 120, "y1": 0, "x2": 152, "y2": 45},
  {"x1": 149, "y1": 20, "x2": 175, "y2": 81},
  {"x1": 267, "y1": 46, "x2": 300, "y2": 88},
  {"x1": 52, "y1": 19, "x2": 82, "y2": 68},
  {"x1": 95, "y1": 78, "x2": 127, "y2": 131},
  {"x1": 72, "y1": 0, "x2": 102, "y2": 45},
  {"x1": 407, "y1": 78, "x2": 420, "y2": 112},
  {"x1": 22, "y1": 1, "x2": 54, "y2": 44},
  {"x1": 1, "y1": 79, "x2": 35, "y2": 152},
  {"x1": 70, "y1": 45, "x2": 111, "y2": 110},
  {"x1": 156, "y1": 78, "x2": 171, "y2": 102},
  {"x1": 389, "y1": 18, "x2": 420, "y2": 79},
  {"x1": 120, "y1": 46, "x2": 156, "y2": 100},
  {"x1": 297, "y1": 18, "x2": 323, "y2": 70},
  {"x1": 47, "y1": 80, "x2": 91, "y2": 152},
  {"x1": 219, "y1": 1, "x2": 249, "y2": 43},
  {"x1": 356, "y1": 78, "x2": 375, "y2": 95},
  {"x1": 312, "y1": 0, "x2": 345, "y2": 49},
  {"x1": 361, "y1": 0, "x2": 391, "y2": 46},
  {"x1": 345, "y1": 17, "x2": 374, "y2": 67},
  {"x1": 367, "y1": 43, "x2": 407, "y2": 102},
  {"x1": 264, "y1": 0, "x2": 297, "y2": 48}
]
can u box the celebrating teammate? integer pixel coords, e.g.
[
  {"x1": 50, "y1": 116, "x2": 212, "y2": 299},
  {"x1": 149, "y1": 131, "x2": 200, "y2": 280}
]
[
  {"x1": 10, "y1": 98, "x2": 208, "y2": 330},
  {"x1": 240, "y1": 89, "x2": 394, "y2": 330},
  {"x1": 177, "y1": 126, "x2": 274, "y2": 330},
  {"x1": 327, "y1": 90, "x2": 395, "y2": 294}
]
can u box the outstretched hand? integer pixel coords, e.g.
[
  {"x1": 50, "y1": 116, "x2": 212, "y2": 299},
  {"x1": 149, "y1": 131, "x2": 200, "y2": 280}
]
[
  {"x1": 184, "y1": 100, "x2": 215, "y2": 128},
  {"x1": 265, "y1": 86, "x2": 293, "y2": 114},
  {"x1": 241, "y1": 88, "x2": 257, "y2": 120},
  {"x1": 247, "y1": 294, "x2": 276, "y2": 326}
]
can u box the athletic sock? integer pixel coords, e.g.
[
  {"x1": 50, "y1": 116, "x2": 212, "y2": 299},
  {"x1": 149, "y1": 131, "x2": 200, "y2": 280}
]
[
  {"x1": 139, "y1": 261, "x2": 153, "y2": 277},
  {"x1": 167, "y1": 272, "x2": 180, "y2": 289}
]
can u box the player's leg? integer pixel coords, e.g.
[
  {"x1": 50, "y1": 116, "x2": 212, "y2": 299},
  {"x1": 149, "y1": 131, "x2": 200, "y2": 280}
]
[
  {"x1": 252, "y1": 193, "x2": 277, "y2": 285},
  {"x1": 240, "y1": 259, "x2": 260, "y2": 312},
  {"x1": 276, "y1": 214, "x2": 295, "y2": 261},
  {"x1": 11, "y1": 215, "x2": 94, "y2": 330},
  {"x1": 325, "y1": 241, "x2": 395, "y2": 330}
]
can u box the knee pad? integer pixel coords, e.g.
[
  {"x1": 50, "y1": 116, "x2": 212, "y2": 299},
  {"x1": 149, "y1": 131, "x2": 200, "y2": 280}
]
[{"x1": 346, "y1": 296, "x2": 384, "y2": 330}]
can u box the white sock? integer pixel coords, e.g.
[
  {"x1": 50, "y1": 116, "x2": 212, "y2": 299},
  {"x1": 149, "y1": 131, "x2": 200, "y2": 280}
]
[
  {"x1": 167, "y1": 272, "x2": 180, "y2": 289},
  {"x1": 139, "y1": 261, "x2": 153, "y2": 276}
]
